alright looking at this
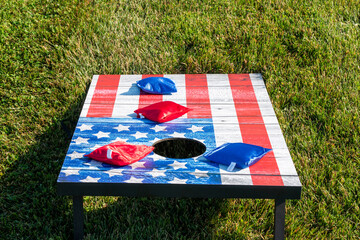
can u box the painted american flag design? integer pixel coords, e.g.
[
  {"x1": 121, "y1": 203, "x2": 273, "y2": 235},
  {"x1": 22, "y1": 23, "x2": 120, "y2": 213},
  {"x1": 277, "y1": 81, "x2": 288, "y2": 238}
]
[{"x1": 57, "y1": 74, "x2": 301, "y2": 187}]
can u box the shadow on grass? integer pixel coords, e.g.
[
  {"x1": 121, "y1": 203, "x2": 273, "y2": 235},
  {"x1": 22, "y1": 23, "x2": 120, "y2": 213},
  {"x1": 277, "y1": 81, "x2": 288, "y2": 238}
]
[
  {"x1": 84, "y1": 197, "x2": 227, "y2": 239},
  {"x1": 0, "y1": 91, "x2": 232, "y2": 239},
  {"x1": 0, "y1": 91, "x2": 88, "y2": 239}
]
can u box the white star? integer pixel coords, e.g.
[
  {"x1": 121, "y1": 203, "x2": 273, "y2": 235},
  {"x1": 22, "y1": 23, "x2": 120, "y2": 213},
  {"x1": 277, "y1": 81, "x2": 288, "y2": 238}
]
[
  {"x1": 130, "y1": 161, "x2": 146, "y2": 168},
  {"x1": 150, "y1": 154, "x2": 166, "y2": 161},
  {"x1": 170, "y1": 132, "x2": 186, "y2": 138},
  {"x1": 79, "y1": 176, "x2": 100, "y2": 182},
  {"x1": 147, "y1": 170, "x2": 167, "y2": 178},
  {"x1": 62, "y1": 169, "x2": 80, "y2": 176},
  {"x1": 90, "y1": 144, "x2": 102, "y2": 150},
  {"x1": 124, "y1": 176, "x2": 144, "y2": 183},
  {"x1": 189, "y1": 169, "x2": 210, "y2": 178},
  {"x1": 168, "y1": 161, "x2": 187, "y2": 170},
  {"x1": 187, "y1": 125, "x2": 204, "y2": 133},
  {"x1": 77, "y1": 124, "x2": 93, "y2": 131},
  {"x1": 93, "y1": 131, "x2": 110, "y2": 139},
  {"x1": 168, "y1": 177, "x2": 188, "y2": 184},
  {"x1": 131, "y1": 131, "x2": 148, "y2": 139},
  {"x1": 67, "y1": 151, "x2": 85, "y2": 160},
  {"x1": 72, "y1": 136, "x2": 89, "y2": 145},
  {"x1": 112, "y1": 137, "x2": 128, "y2": 143},
  {"x1": 104, "y1": 168, "x2": 125, "y2": 177},
  {"x1": 83, "y1": 160, "x2": 104, "y2": 168},
  {"x1": 113, "y1": 124, "x2": 130, "y2": 132},
  {"x1": 150, "y1": 137, "x2": 162, "y2": 144},
  {"x1": 151, "y1": 125, "x2": 167, "y2": 132}
]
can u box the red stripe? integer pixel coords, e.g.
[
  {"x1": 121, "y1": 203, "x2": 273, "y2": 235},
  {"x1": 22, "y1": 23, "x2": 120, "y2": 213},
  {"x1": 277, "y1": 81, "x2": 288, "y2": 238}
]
[
  {"x1": 185, "y1": 74, "x2": 212, "y2": 118},
  {"x1": 228, "y1": 74, "x2": 283, "y2": 186},
  {"x1": 138, "y1": 74, "x2": 163, "y2": 108},
  {"x1": 87, "y1": 75, "x2": 120, "y2": 117}
]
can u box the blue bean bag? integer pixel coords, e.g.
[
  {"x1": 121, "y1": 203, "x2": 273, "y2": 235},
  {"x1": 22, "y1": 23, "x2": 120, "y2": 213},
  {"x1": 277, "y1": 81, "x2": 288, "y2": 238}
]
[
  {"x1": 137, "y1": 77, "x2": 177, "y2": 94},
  {"x1": 203, "y1": 142, "x2": 272, "y2": 171}
]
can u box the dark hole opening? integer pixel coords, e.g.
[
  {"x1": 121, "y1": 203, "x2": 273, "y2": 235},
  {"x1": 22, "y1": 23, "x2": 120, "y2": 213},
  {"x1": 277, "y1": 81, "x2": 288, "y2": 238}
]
[{"x1": 153, "y1": 138, "x2": 206, "y2": 159}]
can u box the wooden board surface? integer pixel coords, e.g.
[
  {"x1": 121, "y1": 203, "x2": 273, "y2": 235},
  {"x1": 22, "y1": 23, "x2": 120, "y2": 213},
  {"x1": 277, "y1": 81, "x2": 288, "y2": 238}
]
[{"x1": 58, "y1": 74, "x2": 301, "y2": 193}]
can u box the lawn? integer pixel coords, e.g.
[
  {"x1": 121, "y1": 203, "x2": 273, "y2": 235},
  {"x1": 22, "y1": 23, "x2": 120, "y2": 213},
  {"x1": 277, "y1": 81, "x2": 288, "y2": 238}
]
[{"x1": 0, "y1": 0, "x2": 359, "y2": 239}]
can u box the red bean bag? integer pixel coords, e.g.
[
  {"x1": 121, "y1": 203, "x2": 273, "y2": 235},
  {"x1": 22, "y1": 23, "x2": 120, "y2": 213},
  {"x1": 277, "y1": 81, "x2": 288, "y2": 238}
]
[
  {"x1": 134, "y1": 101, "x2": 191, "y2": 123},
  {"x1": 85, "y1": 141, "x2": 154, "y2": 166}
]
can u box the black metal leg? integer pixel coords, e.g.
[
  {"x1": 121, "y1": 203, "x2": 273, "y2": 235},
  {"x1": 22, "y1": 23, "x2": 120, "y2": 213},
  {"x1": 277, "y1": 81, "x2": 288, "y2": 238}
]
[
  {"x1": 73, "y1": 195, "x2": 84, "y2": 240},
  {"x1": 274, "y1": 198, "x2": 285, "y2": 240}
]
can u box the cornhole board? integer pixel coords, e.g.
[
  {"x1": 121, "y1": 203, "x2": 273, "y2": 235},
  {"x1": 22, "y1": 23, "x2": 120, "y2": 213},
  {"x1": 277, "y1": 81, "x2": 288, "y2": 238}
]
[{"x1": 57, "y1": 74, "x2": 301, "y2": 240}]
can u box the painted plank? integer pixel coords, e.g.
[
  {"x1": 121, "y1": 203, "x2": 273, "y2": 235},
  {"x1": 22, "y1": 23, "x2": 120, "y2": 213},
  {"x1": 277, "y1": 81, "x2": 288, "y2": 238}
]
[
  {"x1": 82, "y1": 104, "x2": 278, "y2": 121},
  {"x1": 84, "y1": 85, "x2": 273, "y2": 104},
  {"x1": 85, "y1": 74, "x2": 266, "y2": 87},
  {"x1": 87, "y1": 75, "x2": 120, "y2": 117}
]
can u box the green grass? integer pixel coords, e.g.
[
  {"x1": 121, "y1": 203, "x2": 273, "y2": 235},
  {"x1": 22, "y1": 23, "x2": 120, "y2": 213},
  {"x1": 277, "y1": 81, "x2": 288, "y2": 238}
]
[{"x1": 1, "y1": 0, "x2": 359, "y2": 239}]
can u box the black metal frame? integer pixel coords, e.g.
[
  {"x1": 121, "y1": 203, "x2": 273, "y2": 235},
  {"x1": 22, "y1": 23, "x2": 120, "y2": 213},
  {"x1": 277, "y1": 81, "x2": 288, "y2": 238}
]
[
  {"x1": 58, "y1": 182, "x2": 300, "y2": 240},
  {"x1": 274, "y1": 198, "x2": 286, "y2": 240},
  {"x1": 73, "y1": 196, "x2": 84, "y2": 240}
]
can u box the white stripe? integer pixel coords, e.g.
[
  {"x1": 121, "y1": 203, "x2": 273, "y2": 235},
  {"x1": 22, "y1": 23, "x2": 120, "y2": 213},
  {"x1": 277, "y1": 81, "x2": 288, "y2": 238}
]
[
  {"x1": 112, "y1": 75, "x2": 142, "y2": 118},
  {"x1": 250, "y1": 74, "x2": 299, "y2": 179},
  {"x1": 248, "y1": 73, "x2": 266, "y2": 87},
  {"x1": 80, "y1": 75, "x2": 99, "y2": 117},
  {"x1": 281, "y1": 176, "x2": 302, "y2": 186},
  {"x1": 163, "y1": 74, "x2": 188, "y2": 118},
  {"x1": 160, "y1": 74, "x2": 264, "y2": 87},
  {"x1": 91, "y1": 85, "x2": 271, "y2": 104},
  {"x1": 89, "y1": 75, "x2": 100, "y2": 88},
  {"x1": 206, "y1": 74, "x2": 242, "y2": 144},
  {"x1": 206, "y1": 74, "x2": 252, "y2": 185},
  {"x1": 107, "y1": 149, "x2": 112, "y2": 159}
]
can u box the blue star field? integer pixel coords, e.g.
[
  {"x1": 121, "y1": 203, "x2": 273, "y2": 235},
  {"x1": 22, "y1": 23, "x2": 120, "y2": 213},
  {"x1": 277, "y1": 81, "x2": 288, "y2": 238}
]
[{"x1": 58, "y1": 117, "x2": 223, "y2": 185}]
